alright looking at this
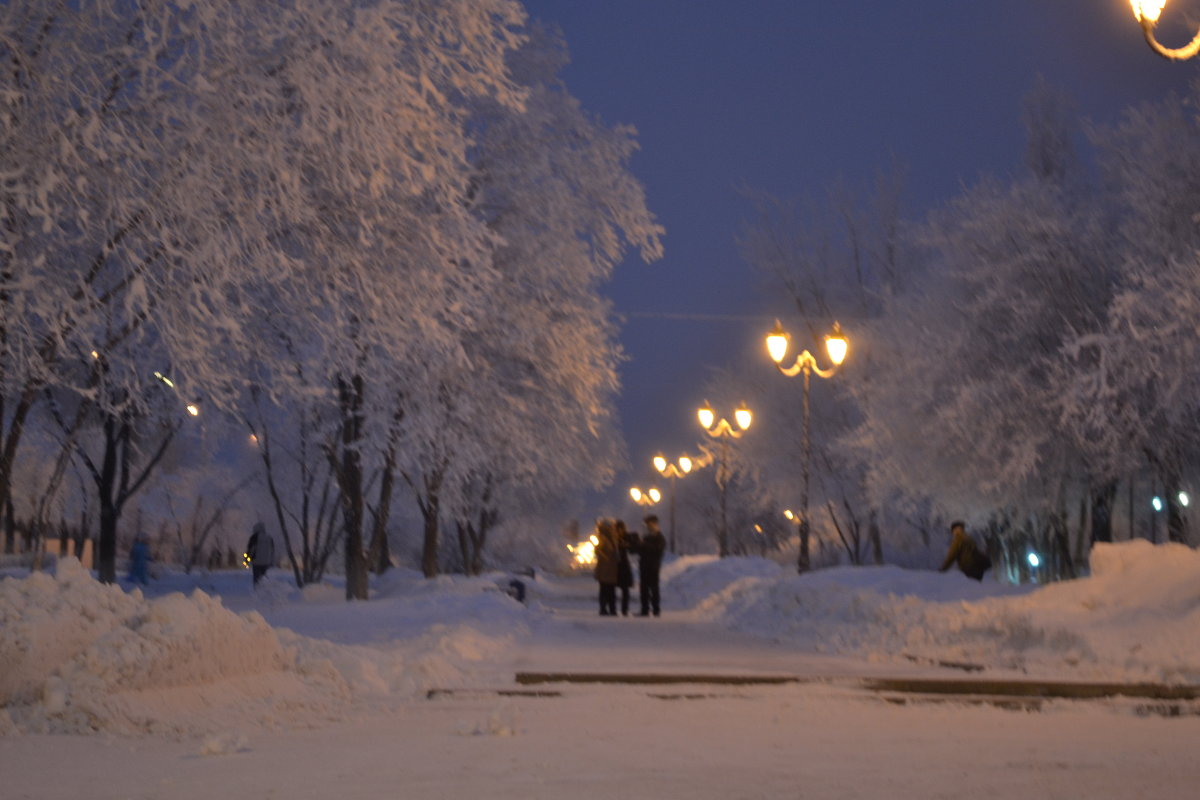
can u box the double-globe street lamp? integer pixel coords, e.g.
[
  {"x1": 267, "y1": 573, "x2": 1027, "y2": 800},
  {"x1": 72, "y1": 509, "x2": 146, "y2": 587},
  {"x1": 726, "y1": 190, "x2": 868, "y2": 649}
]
[
  {"x1": 653, "y1": 453, "x2": 696, "y2": 553},
  {"x1": 697, "y1": 402, "x2": 752, "y2": 557},
  {"x1": 629, "y1": 486, "x2": 662, "y2": 506},
  {"x1": 1130, "y1": 1, "x2": 1200, "y2": 60},
  {"x1": 765, "y1": 320, "x2": 848, "y2": 573}
]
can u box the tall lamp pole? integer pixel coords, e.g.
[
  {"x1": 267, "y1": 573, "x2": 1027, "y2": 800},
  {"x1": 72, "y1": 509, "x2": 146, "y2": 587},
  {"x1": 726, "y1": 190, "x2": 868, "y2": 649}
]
[
  {"x1": 697, "y1": 402, "x2": 752, "y2": 557},
  {"x1": 653, "y1": 454, "x2": 695, "y2": 553},
  {"x1": 765, "y1": 320, "x2": 848, "y2": 573},
  {"x1": 1129, "y1": 1, "x2": 1200, "y2": 60}
]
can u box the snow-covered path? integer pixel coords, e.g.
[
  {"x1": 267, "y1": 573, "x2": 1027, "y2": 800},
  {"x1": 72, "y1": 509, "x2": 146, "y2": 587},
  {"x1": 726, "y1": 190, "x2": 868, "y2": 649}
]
[
  {"x1": 8, "y1": 550, "x2": 1200, "y2": 798},
  {"x1": 7, "y1": 668, "x2": 1200, "y2": 799},
  {"x1": 510, "y1": 573, "x2": 886, "y2": 680}
]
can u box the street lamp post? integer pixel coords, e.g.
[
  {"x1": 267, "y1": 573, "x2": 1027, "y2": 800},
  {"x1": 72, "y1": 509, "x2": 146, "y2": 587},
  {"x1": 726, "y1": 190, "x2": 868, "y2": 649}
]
[
  {"x1": 1129, "y1": 1, "x2": 1200, "y2": 60},
  {"x1": 653, "y1": 453, "x2": 695, "y2": 553},
  {"x1": 697, "y1": 401, "x2": 752, "y2": 557},
  {"x1": 765, "y1": 320, "x2": 848, "y2": 573}
]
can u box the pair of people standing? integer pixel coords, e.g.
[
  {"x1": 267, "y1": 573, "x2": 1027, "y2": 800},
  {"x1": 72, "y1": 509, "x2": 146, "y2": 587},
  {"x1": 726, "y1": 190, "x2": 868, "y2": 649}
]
[{"x1": 593, "y1": 515, "x2": 666, "y2": 617}]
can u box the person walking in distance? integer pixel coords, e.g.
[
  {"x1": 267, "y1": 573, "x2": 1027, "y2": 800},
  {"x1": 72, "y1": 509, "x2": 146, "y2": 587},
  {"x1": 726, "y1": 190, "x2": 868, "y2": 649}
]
[
  {"x1": 635, "y1": 514, "x2": 666, "y2": 616},
  {"x1": 246, "y1": 522, "x2": 277, "y2": 587},
  {"x1": 938, "y1": 520, "x2": 992, "y2": 581}
]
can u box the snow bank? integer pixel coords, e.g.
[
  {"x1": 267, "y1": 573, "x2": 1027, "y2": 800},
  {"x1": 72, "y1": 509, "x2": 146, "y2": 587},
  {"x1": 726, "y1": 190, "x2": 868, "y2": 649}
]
[
  {"x1": 0, "y1": 559, "x2": 527, "y2": 738},
  {"x1": 663, "y1": 555, "x2": 784, "y2": 609},
  {"x1": 682, "y1": 541, "x2": 1200, "y2": 682}
]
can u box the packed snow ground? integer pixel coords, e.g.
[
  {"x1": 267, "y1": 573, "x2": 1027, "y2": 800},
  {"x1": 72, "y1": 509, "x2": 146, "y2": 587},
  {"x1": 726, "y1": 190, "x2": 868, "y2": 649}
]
[{"x1": 5, "y1": 541, "x2": 1200, "y2": 798}]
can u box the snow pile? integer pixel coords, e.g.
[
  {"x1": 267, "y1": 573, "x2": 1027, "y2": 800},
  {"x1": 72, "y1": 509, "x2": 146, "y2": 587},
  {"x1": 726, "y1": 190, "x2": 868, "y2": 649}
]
[
  {"x1": 662, "y1": 555, "x2": 784, "y2": 609},
  {"x1": 0, "y1": 559, "x2": 527, "y2": 737},
  {"x1": 682, "y1": 541, "x2": 1200, "y2": 682}
]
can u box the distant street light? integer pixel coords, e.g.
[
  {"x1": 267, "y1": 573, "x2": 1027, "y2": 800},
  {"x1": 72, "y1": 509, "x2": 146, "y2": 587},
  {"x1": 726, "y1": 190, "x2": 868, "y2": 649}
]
[
  {"x1": 698, "y1": 401, "x2": 752, "y2": 557},
  {"x1": 765, "y1": 319, "x2": 848, "y2": 573},
  {"x1": 629, "y1": 486, "x2": 662, "y2": 506},
  {"x1": 1129, "y1": 1, "x2": 1200, "y2": 60},
  {"x1": 653, "y1": 453, "x2": 697, "y2": 553}
]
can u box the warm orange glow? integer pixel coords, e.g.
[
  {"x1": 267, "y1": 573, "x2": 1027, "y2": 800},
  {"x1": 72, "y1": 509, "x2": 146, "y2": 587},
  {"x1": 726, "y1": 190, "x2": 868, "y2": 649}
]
[
  {"x1": 678, "y1": 456, "x2": 693, "y2": 473},
  {"x1": 825, "y1": 322, "x2": 848, "y2": 366},
  {"x1": 653, "y1": 455, "x2": 667, "y2": 473},
  {"x1": 648, "y1": 488, "x2": 662, "y2": 504},
  {"x1": 570, "y1": 539, "x2": 597, "y2": 567},
  {"x1": 186, "y1": 403, "x2": 200, "y2": 417},
  {"x1": 1131, "y1": 0, "x2": 1167, "y2": 23},
  {"x1": 784, "y1": 509, "x2": 795, "y2": 521},
  {"x1": 698, "y1": 404, "x2": 715, "y2": 430},
  {"x1": 630, "y1": 487, "x2": 643, "y2": 502},
  {"x1": 766, "y1": 320, "x2": 789, "y2": 364},
  {"x1": 734, "y1": 404, "x2": 752, "y2": 431}
]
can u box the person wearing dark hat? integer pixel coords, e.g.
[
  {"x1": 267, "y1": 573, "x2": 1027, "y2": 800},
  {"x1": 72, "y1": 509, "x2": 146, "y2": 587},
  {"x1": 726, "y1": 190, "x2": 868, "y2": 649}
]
[
  {"x1": 633, "y1": 514, "x2": 666, "y2": 616},
  {"x1": 938, "y1": 520, "x2": 991, "y2": 581}
]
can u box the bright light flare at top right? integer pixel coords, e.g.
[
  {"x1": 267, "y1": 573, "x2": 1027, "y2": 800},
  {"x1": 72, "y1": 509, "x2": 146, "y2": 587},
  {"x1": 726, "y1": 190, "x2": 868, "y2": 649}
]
[{"x1": 1131, "y1": 0, "x2": 1168, "y2": 24}]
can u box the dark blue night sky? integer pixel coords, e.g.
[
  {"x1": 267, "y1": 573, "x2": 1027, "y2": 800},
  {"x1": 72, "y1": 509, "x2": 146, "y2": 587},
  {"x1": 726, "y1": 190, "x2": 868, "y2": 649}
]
[{"x1": 519, "y1": 0, "x2": 1196, "y2": 513}]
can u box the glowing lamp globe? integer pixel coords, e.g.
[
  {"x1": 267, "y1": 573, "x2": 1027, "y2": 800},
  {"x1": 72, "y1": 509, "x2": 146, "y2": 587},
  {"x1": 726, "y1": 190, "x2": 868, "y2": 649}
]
[
  {"x1": 825, "y1": 323, "x2": 848, "y2": 366},
  {"x1": 766, "y1": 320, "x2": 789, "y2": 364},
  {"x1": 653, "y1": 455, "x2": 667, "y2": 473},
  {"x1": 678, "y1": 456, "x2": 693, "y2": 473},
  {"x1": 734, "y1": 405, "x2": 752, "y2": 431},
  {"x1": 698, "y1": 404, "x2": 715, "y2": 430},
  {"x1": 1131, "y1": 0, "x2": 1167, "y2": 24}
]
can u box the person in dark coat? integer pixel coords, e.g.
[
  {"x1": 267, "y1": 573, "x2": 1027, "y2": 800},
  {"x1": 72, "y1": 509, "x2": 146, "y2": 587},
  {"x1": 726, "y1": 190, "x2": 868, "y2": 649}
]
[
  {"x1": 633, "y1": 514, "x2": 666, "y2": 616},
  {"x1": 615, "y1": 519, "x2": 634, "y2": 616},
  {"x1": 938, "y1": 521, "x2": 991, "y2": 581},
  {"x1": 246, "y1": 522, "x2": 277, "y2": 587},
  {"x1": 592, "y1": 519, "x2": 619, "y2": 616}
]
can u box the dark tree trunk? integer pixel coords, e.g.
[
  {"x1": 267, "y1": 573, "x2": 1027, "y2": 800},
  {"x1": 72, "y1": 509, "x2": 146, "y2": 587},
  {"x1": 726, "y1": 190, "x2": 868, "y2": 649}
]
[
  {"x1": 868, "y1": 509, "x2": 883, "y2": 565},
  {"x1": 336, "y1": 375, "x2": 369, "y2": 601},
  {"x1": 3, "y1": 495, "x2": 13, "y2": 555},
  {"x1": 366, "y1": 447, "x2": 397, "y2": 575},
  {"x1": 421, "y1": 487, "x2": 440, "y2": 578},
  {"x1": 95, "y1": 416, "x2": 121, "y2": 583},
  {"x1": 0, "y1": 388, "x2": 37, "y2": 555},
  {"x1": 1089, "y1": 480, "x2": 1117, "y2": 545}
]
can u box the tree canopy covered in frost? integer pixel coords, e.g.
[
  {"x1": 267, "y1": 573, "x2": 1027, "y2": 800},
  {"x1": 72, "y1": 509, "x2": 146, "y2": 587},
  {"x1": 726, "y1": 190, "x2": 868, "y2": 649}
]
[
  {"x1": 741, "y1": 79, "x2": 1200, "y2": 575},
  {"x1": 0, "y1": 1, "x2": 661, "y2": 589}
]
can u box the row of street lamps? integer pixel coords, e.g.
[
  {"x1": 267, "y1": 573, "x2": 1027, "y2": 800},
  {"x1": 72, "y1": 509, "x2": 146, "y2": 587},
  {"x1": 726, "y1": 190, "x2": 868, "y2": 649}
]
[
  {"x1": 631, "y1": 319, "x2": 848, "y2": 570},
  {"x1": 624, "y1": 4, "x2": 1181, "y2": 565}
]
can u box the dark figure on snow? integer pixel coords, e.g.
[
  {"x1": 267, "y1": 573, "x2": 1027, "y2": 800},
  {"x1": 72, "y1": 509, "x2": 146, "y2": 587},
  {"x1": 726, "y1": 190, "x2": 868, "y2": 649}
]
[
  {"x1": 633, "y1": 514, "x2": 666, "y2": 616},
  {"x1": 247, "y1": 522, "x2": 277, "y2": 587},
  {"x1": 128, "y1": 535, "x2": 150, "y2": 585},
  {"x1": 593, "y1": 519, "x2": 619, "y2": 616},
  {"x1": 938, "y1": 521, "x2": 992, "y2": 581},
  {"x1": 615, "y1": 519, "x2": 634, "y2": 616}
]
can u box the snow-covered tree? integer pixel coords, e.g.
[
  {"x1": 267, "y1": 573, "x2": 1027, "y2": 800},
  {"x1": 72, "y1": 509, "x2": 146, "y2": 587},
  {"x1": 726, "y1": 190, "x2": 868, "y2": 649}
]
[{"x1": 401, "y1": 26, "x2": 662, "y2": 576}]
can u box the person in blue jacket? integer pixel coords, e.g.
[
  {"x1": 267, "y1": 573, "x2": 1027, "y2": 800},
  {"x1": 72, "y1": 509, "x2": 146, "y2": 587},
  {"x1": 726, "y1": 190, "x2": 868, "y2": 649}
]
[{"x1": 128, "y1": 535, "x2": 150, "y2": 584}]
